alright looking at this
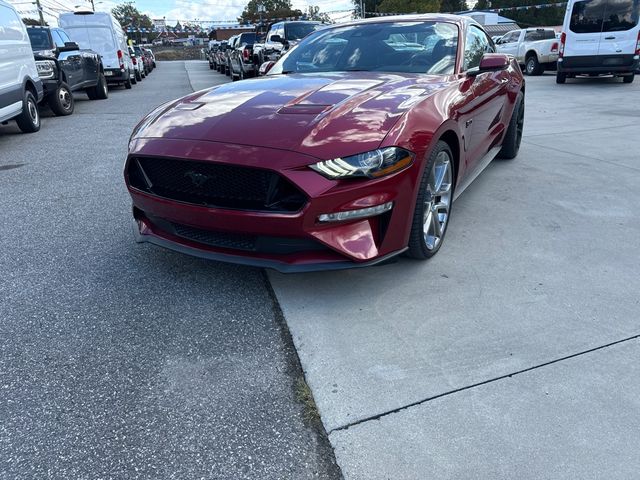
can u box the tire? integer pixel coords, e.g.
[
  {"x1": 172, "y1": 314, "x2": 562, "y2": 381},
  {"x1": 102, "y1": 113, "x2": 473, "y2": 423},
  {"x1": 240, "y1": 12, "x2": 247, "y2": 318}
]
[
  {"x1": 47, "y1": 82, "x2": 74, "y2": 116},
  {"x1": 92, "y1": 73, "x2": 109, "y2": 100},
  {"x1": 497, "y1": 90, "x2": 524, "y2": 160},
  {"x1": 124, "y1": 74, "x2": 132, "y2": 89},
  {"x1": 135, "y1": 70, "x2": 142, "y2": 81},
  {"x1": 15, "y1": 90, "x2": 40, "y2": 133},
  {"x1": 209, "y1": 62, "x2": 214, "y2": 70},
  {"x1": 556, "y1": 71, "x2": 566, "y2": 84},
  {"x1": 225, "y1": 64, "x2": 230, "y2": 76},
  {"x1": 623, "y1": 74, "x2": 634, "y2": 84},
  {"x1": 525, "y1": 55, "x2": 543, "y2": 76},
  {"x1": 131, "y1": 73, "x2": 138, "y2": 85},
  {"x1": 407, "y1": 141, "x2": 455, "y2": 260},
  {"x1": 239, "y1": 67, "x2": 245, "y2": 81}
]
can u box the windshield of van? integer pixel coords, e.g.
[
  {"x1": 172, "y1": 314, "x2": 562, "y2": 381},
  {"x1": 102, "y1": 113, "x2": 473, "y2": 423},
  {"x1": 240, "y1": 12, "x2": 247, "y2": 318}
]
[
  {"x1": 570, "y1": 0, "x2": 639, "y2": 33},
  {"x1": 272, "y1": 21, "x2": 459, "y2": 75},
  {"x1": 27, "y1": 28, "x2": 52, "y2": 50},
  {"x1": 64, "y1": 26, "x2": 115, "y2": 52}
]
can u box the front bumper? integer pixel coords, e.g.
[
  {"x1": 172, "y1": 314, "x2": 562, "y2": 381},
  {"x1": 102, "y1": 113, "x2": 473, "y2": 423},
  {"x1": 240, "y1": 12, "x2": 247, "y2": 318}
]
[
  {"x1": 558, "y1": 54, "x2": 639, "y2": 74},
  {"x1": 125, "y1": 138, "x2": 420, "y2": 272}
]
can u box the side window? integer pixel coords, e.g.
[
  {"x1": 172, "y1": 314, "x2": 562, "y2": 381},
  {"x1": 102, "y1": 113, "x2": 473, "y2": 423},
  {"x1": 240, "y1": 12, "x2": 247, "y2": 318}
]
[
  {"x1": 501, "y1": 31, "x2": 518, "y2": 43},
  {"x1": 602, "y1": 0, "x2": 639, "y2": 32},
  {"x1": 464, "y1": 26, "x2": 490, "y2": 71},
  {"x1": 51, "y1": 30, "x2": 66, "y2": 48},
  {"x1": 58, "y1": 30, "x2": 72, "y2": 44},
  {"x1": 524, "y1": 30, "x2": 540, "y2": 41}
]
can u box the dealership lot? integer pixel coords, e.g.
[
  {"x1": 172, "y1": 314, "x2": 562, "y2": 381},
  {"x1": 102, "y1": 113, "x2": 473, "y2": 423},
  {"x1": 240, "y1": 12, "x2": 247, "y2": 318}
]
[{"x1": 1, "y1": 60, "x2": 639, "y2": 479}]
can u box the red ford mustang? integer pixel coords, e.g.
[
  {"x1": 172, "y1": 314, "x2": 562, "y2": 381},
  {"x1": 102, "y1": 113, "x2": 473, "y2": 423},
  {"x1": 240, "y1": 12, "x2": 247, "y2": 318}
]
[{"x1": 125, "y1": 14, "x2": 525, "y2": 272}]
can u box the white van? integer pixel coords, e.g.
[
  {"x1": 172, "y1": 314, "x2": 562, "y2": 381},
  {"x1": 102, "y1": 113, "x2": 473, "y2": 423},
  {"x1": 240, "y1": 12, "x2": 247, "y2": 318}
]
[
  {"x1": 557, "y1": 0, "x2": 640, "y2": 83},
  {"x1": 59, "y1": 11, "x2": 134, "y2": 89},
  {"x1": 0, "y1": 0, "x2": 43, "y2": 133}
]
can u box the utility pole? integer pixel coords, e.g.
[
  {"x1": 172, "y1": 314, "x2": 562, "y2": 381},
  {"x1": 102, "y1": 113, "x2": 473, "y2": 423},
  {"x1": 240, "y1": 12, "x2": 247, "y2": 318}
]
[
  {"x1": 34, "y1": 0, "x2": 45, "y2": 26},
  {"x1": 360, "y1": 0, "x2": 365, "y2": 18}
]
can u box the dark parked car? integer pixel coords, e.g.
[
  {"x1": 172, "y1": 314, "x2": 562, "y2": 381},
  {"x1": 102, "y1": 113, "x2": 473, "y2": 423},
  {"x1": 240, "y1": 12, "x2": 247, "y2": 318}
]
[
  {"x1": 143, "y1": 48, "x2": 156, "y2": 69},
  {"x1": 133, "y1": 46, "x2": 151, "y2": 75},
  {"x1": 125, "y1": 15, "x2": 525, "y2": 272},
  {"x1": 27, "y1": 26, "x2": 108, "y2": 116},
  {"x1": 253, "y1": 21, "x2": 321, "y2": 68},
  {"x1": 229, "y1": 32, "x2": 257, "y2": 80}
]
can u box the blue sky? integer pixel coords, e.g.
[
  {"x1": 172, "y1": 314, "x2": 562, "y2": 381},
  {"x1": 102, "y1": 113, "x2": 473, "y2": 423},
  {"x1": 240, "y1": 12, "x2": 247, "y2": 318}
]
[{"x1": 10, "y1": 0, "x2": 355, "y2": 25}]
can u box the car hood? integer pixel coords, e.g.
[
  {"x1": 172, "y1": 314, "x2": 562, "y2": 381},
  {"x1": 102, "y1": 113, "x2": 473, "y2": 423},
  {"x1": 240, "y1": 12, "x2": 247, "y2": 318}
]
[{"x1": 134, "y1": 72, "x2": 450, "y2": 160}]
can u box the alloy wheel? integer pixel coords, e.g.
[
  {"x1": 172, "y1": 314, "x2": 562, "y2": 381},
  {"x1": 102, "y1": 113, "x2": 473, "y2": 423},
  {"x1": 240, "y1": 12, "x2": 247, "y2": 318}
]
[{"x1": 423, "y1": 150, "x2": 453, "y2": 250}]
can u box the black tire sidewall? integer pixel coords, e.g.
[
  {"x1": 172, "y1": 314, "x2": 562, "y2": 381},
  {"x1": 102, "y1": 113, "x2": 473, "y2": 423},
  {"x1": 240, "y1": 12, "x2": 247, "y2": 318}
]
[
  {"x1": 406, "y1": 141, "x2": 455, "y2": 259},
  {"x1": 16, "y1": 90, "x2": 40, "y2": 133},
  {"x1": 49, "y1": 83, "x2": 74, "y2": 116}
]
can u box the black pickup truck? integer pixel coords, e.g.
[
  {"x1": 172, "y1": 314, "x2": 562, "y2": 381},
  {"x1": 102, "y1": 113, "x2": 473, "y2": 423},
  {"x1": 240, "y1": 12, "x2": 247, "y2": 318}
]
[{"x1": 27, "y1": 26, "x2": 108, "y2": 116}]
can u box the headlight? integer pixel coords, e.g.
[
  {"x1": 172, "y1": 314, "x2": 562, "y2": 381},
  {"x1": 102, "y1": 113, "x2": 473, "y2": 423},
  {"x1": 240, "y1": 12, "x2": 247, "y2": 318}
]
[
  {"x1": 310, "y1": 147, "x2": 414, "y2": 179},
  {"x1": 35, "y1": 60, "x2": 57, "y2": 79}
]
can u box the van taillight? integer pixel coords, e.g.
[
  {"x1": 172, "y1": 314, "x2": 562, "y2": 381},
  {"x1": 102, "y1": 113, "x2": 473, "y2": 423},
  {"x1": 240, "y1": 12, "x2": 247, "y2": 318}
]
[
  {"x1": 117, "y1": 49, "x2": 124, "y2": 70},
  {"x1": 559, "y1": 32, "x2": 566, "y2": 58},
  {"x1": 551, "y1": 42, "x2": 558, "y2": 53},
  {"x1": 636, "y1": 31, "x2": 640, "y2": 55},
  {"x1": 243, "y1": 48, "x2": 249, "y2": 60}
]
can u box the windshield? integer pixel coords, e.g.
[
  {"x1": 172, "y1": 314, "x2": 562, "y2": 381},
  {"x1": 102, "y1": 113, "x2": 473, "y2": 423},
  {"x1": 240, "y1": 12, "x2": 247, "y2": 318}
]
[
  {"x1": 286, "y1": 23, "x2": 320, "y2": 41},
  {"x1": 272, "y1": 21, "x2": 459, "y2": 75},
  {"x1": 27, "y1": 29, "x2": 52, "y2": 50},
  {"x1": 64, "y1": 26, "x2": 114, "y2": 53}
]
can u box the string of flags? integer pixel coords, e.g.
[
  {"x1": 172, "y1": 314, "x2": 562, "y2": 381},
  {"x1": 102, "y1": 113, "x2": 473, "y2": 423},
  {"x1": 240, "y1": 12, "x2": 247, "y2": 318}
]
[
  {"x1": 125, "y1": 15, "x2": 313, "y2": 33},
  {"x1": 365, "y1": 2, "x2": 566, "y2": 16}
]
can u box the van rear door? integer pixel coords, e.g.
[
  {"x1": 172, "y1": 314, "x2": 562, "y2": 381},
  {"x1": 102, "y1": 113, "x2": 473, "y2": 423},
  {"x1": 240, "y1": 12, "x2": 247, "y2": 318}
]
[
  {"x1": 597, "y1": 0, "x2": 639, "y2": 55},
  {"x1": 566, "y1": 0, "x2": 605, "y2": 56},
  {"x1": 64, "y1": 25, "x2": 118, "y2": 68}
]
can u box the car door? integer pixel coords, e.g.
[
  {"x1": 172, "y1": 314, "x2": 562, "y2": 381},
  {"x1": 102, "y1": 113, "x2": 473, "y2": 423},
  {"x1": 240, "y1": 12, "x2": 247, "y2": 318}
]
[
  {"x1": 52, "y1": 29, "x2": 82, "y2": 88},
  {"x1": 458, "y1": 25, "x2": 509, "y2": 173},
  {"x1": 496, "y1": 30, "x2": 521, "y2": 57},
  {"x1": 598, "y1": 0, "x2": 639, "y2": 55},
  {"x1": 565, "y1": 0, "x2": 605, "y2": 57},
  {"x1": 0, "y1": 2, "x2": 25, "y2": 109}
]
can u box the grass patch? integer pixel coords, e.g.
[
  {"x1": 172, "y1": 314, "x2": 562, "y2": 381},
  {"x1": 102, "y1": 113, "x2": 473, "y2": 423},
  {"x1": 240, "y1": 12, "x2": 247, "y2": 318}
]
[{"x1": 295, "y1": 377, "x2": 321, "y2": 424}]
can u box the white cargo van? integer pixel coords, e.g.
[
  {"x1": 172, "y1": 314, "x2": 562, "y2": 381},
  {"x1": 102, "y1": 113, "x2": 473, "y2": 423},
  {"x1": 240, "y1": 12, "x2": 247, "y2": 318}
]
[
  {"x1": 0, "y1": 0, "x2": 43, "y2": 133},
  {"x1": 557, "y1": 0, "x2": 640, "y2": 83},
  {"x1": 59, "y1": 11, "x2": 134, "y2": 89}
]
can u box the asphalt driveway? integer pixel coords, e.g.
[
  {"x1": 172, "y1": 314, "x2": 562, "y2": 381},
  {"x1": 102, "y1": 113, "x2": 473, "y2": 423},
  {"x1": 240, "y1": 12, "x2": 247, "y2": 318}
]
[{"x1": 0, "y1": 61, "x2": 340, "y2": 480}]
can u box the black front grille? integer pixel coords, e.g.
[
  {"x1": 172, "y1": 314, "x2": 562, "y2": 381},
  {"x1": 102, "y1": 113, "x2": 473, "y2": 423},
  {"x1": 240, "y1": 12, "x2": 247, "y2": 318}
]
[
  {"x1": 141, "y1": 213, "x2": 328, "y2": 255},
  {"x1": 128, "y1": 156, "x2": 307, "y2": 212}
]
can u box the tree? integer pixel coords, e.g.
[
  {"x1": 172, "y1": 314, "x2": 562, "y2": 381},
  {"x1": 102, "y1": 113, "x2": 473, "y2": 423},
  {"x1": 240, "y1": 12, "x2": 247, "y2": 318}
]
[
  {"x1": 440, "y1": 0, "x2": 468, "y2": 12},
  {"x1": 306, "y1": 6, "x2": 331, "y2": 22},
  {"x1": 473, "y1": 0, "x2": 564, "y2": 26},
  {"x1": 23, "y1": 18, "x2": 47, "y2": 26},
  {"x1": 378, "y1": 0, "x2": 440, "y2": 14},
  {"x1": 239, "y1": 0, "x2": 303, "y2": 24},
  {"x1": 352, "y1": 0, "x2": 386, "y2": 18},
  {"x1": 112, "y1": 2, "x2": 156, "y2": 41}
]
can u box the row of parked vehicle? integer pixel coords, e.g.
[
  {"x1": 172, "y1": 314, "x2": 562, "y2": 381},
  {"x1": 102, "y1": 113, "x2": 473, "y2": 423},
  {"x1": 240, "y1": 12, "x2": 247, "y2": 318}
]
[
  {"x1": 0, "y1": 2, "x2": 156, "y2": 134},
  {"x1": 206, "y1": 21, "x2": 323, "y2": 80},
  {"x1": 493, "y1": 0, "x2": 639, "y2": 83}
]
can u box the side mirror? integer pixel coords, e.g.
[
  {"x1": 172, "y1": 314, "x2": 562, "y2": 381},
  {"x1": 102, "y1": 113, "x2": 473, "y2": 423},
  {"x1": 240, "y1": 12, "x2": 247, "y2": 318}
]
[
  {"x1": 259, "y1": 61, "x2": 276, "y2": 75},
  {"x1": 60, "y1": 41, "x2": 79, "y2": 52},
  {"x1": 270, "y1": 34, "x2": 283, "y2": 43},
  {"x1": 469, "y1": 54, "x2": 510, "y2": 76}
]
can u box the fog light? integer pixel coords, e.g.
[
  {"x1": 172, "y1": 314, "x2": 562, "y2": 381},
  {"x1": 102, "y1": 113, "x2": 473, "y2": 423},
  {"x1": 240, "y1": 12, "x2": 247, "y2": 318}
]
[{"x1": 318, "y1": 202, "x2": 393, "y2": 223}]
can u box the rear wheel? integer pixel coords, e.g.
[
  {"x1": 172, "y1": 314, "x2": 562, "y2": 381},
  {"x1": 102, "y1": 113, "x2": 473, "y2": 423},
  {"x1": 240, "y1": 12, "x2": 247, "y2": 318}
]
[
  {"x1": 124, "y1": 73, "x2": 132, "y2": 89},
  {"x1": 135, "y1": 69, "x2": 142, "y2": 81},
  {"x1": 15, "y1": 90, "x2": 40, "y2": 133},
  {"x1": 556, "y1": 71, "x2": 567, "y2": 84},
  {"x1": 498, "y1": 91, "x2": 524, "y2": 160},
  {"x1": 525, "y1": 55, "x2": 543, "y2": 76},
  {"x1": 623, "y1": 74, "x2": 634, "y2": 84},
  {"x1": 48, "y1": 82, "x2": 74, "y2": 116}
]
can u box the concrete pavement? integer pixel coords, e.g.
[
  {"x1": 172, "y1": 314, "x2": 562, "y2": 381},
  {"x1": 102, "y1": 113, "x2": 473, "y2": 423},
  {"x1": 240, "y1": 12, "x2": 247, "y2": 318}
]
[{"x1": 268, "y1": 74, "x2": 640, "y2": 477}]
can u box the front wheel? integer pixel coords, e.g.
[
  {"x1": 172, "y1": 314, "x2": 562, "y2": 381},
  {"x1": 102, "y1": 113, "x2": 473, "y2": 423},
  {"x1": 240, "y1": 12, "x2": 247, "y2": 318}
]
[
  {"x1": 48, "y1": 82, "x2": 74, "y2": 116},
  {"x1": 497, "y1": 90, "x2": 524, "y2": 160},
  {"x1": 407, "y1": 141, "x2": 455, "y2": 260},
  {"x1": 15, "y1": 90, "x2": 40, "y2": 133}
]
